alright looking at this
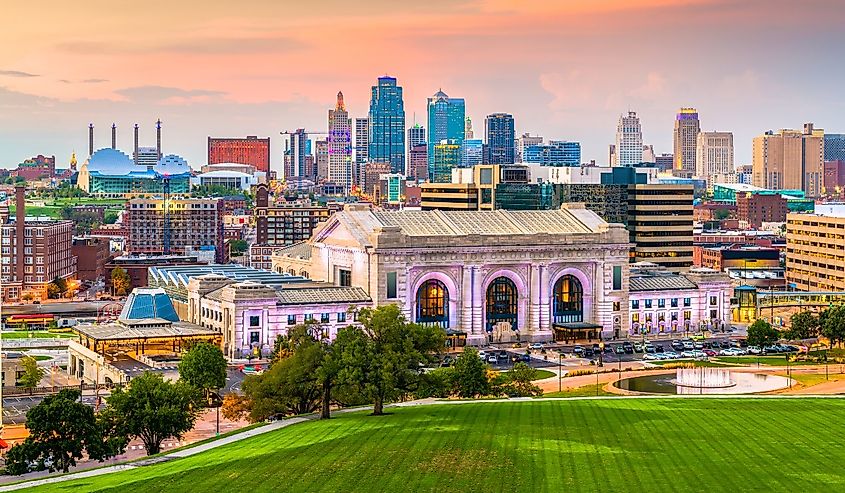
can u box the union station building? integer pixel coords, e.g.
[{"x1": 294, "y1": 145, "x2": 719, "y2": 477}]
[{"x1": 273, "y1": 204, "x2": 633, "y2": 345}]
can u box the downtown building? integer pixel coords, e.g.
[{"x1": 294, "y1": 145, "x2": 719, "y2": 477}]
[
  {"x1": 485, "y1": 113, "x2": 515, "y2": 165},
  {"x1": 785, "y1": 204, "x2": 845, "y2": 292},
  {"x1": 523, "y1": 141, "x2": 581, "y2": 166},
  {"x1": 368, "y1": 76, "x2": 405, "y2": 174},
  {"x1": 354, "y1": 118, "x2": 369, "y2": 187},
  {"x1": 752, "y1": 123, "x2": 825, "y2": 197},
  {"x1": 673, "y1": 108, "x2": 700, "y2": 177},
  {"x1": 207, "y1": 136, "x2": 270, "y2": 173},
  {"x1": 695, "y1": 131, "x2": 734, "y2": 185},
  {"x1": 613, "y1": 111, "x2": 643, "y2": 166},
  {"x1": 427, "y1": 89, "x2": 465, "y2": 171},
  {"x1": 328, "y1": 92, "x2": 353, "y2": 191}
]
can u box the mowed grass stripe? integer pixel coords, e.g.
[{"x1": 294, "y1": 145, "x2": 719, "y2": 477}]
[{"x1": 18, "y1": 398, "x2": 845, "y2": 493}]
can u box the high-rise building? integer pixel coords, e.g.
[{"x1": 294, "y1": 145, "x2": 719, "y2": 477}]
[
  {"x1": 614, "y1": 111, "x2": 643, "y2": 166},
  {"x1": 327, "y1": 92, "x2": 353, "y2": 190},
  {"x1": 654, "y1": 153, "x2": 674, "y2": 172},
  {"x1": 516, "y1": 133, "x2": 543, "y2": 162},
  {"x1": 627, "y1": 184, "x2": 694, "y2": 269},
  {"x1": 695, "y1": 132, "x2": 734, "y2": 184},
  {"x1": 364, "y1": 162, "x2": 393, "y2": 196},
  {"x1": 207, "y1": 136, "x2": 271, "y2": 173},
  {"x1": 354, "y1": 117, "x2": 369, "y2": 187},
  {"x1": 824, "y1": 134, "x2": 845, "y2": 162},
  {"x1": 408, "y1": 144, "x2": 428, "y2": 181},
  {"x1": 315, "y1": 140, "x2": 329, "y2": 181},
  {"x1": 523, "y1": 141, "x2": 581, "y2": 166},
  {"x1": 408, "y1": 123, "x2": 426, "y2": 166},
  {"x1": 673, "y1": 108, "x2": 700, "y2": 177},
  {"x1": 642, "y1": 145, "x2": 656, "y2": 163},
  {"x1": 368, "y1": 76, "x2": 405, "y2": 174},
  {"x1": 430, "y1": 140, "x2": 462, "y2": 183},
  {"x1": 752, "y1": 123, "x2": 824, "y2": 197},
  {"x1": 284, "y1": 129, "x2": 311, "y2": 181},
  {"x1": 786, "y1": 205, "x2": 845, "y2": 291},
  {"x1": 485, "y1": 113, "x2": 515, "y2": 165},
  {"x1": 462, "y1": 139, "x2": 484, "y2": 167},
  {"x1": 427, "y1": 90, "x2": 465, "y2": 169},
  {"x1": 465, "y1": 117, "x2": 474, "y2": 139}
]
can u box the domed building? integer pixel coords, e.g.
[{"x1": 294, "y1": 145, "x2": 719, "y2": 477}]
[{"x1": 77, "y1": 148, "x2": 191, "y2": 197}]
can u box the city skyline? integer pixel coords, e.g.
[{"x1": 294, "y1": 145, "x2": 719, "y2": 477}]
[{"x1": 1, "y1": 0, "x2": 844, "y2": 172}]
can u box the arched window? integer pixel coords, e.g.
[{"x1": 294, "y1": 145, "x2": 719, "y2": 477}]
[
  {"x1": 416, "y1": 279, "x2": 449, "y2": 327},
  {"x1": 486, "y1": 277, "x2": 518, "y2": 332},
  {"x1": 553, "y1": 275, "x2": 583, "y2": 323}
]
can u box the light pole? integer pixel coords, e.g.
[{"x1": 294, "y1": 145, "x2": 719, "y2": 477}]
[{"x1": 558, "y1": 352, "x2": 562, "y2": 393}]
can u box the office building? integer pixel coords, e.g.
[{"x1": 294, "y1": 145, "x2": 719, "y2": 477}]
[
  {"x1": 824, "y1": 160, "x2": 845, "y2": 193},
  {"x1": 485, "y1": 113, "x2": 515, "y2": 164},
  {"x1": 125, "y1": 197, "x2": 226, "y2": 263},
  {"x1": 516, "y1": 133, "x2": 543, "y2": 163},
  {"x1": 673, "y1": 108, "x2": 700, "y2": 177},
  {"x1": 695, "y1": 131, "x2": 734, "y2": 184},
  {"x1": 12, "y1": 155, "x2": 56, "y2": 181},
  {"x1": 368, "y1": 76, "x2": 405, "y2": 174},
  {"x1": 71, "y1": 236, "x2": 111, "y2": 282},
  {"x1": 614, "y1": 111, "x2": 643, "y2": 166},
  {"x1": 824, "y1": 134, "x2": 845, "y2": 162},
  {"x1": 642, "y1": 145, "x2": 656, "y2": 164},
  {"x1": 427, "y1": 89, "x2": 465, "y2": 170},
  {"x1": 523, "y1": 140, "x2": 581, "y2": 166},
  {"x1": 627, "y1": 184, "x2": 694, "y2": 269},
  {"x1": 430, "y1": 140, "x2": 462, "y2": 183},
  {"x1": 654, "y1": 153, "x2": 674, "y2": 172},
  {"x1": 314, "y1": 140, "x2": 329, "y2": 181},
  {"x1": 462, "y1": 139, "x2": 484, "y2": 167},
  {"x1": 364, "y1": 162, "x2": 392, "y2": 196},
  {"x1": 207, "y1": 136, "x2": 270, "y2": 173},
  {"x1": 735, "y1": 192, "x2": 788, "y2": 228},
  {"x1": 465, "y1": 117, "x2": 474, "y2": 139},
  {"x1": 786, "y1": 205, "x2": 845, "y2": 291},
  {"x1": 408, "y1": 144, "x2": 428, "y2": 181},
  {"x1": 327, "y1": 92, "x2": 353, "y2": 191},
  {"x1": 408, "y1": 123, "x2": 426, "y2": 149},
  {"x1": 752, "y1": 123, "x2": 825, "y2": 197},
  {"x1": 354, "y1": 117, "x2": 369, "y2": 186},
  {"x1": 284, "y1": 129, "x2": 311, "y2": 181},
  {"x1": 0, "y1": 186, "x2": 76, "y2": 301}
]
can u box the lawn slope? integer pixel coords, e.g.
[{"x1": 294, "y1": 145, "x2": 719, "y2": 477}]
[{"x1": 20, "y1": 398, "x2": 845, "y2": 493}]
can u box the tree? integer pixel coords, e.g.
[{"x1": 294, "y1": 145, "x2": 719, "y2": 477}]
[
  {"x1": 4, "y1": 390, "x2": 115, "y2": 474},
  {"x1": 228, "y1": 239, "x2": 248, "y2": 255},
  {"x1": 785, "y1": 311, "x2": 819, "y2": 341},
  {"x1": 178, "y1": 342, "x2": 227, "y2": 398},
  {"x1": 19, "y1": 355, "x2": 46, "y2": 389},
  {"x1": 103, "y1": 211, "x2": 119, "y2": 224},
  {"x1": 451, "y1": 348, "x2": 490, "y2": 398},
  {"x1": 821, "y1": 305, "x2": 845, "y2": 348},
  {"x1": 111, "y1": 267, "x2": 130, "y2": 296},
  {"x1": 502, "y1": 363, "x2": 543, "y2": 397},
  {"x1": 415, "y1": 367, "x2": 454, "y2": 399},
  {"x1": 46, "y1": 277, "x2": 68, "y2": 299},
  {"x1": 747, "y1": 319, "x2": 779, "y2": 348},
  {"x1": 105, "y1": 372, "x2": 202, "y2": 455},
  {"x1": 335, "y1": 305, "x2": 445, "y2": 415}
]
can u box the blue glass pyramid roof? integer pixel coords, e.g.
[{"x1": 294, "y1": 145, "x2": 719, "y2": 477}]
[{"x1": 119, "y1": 288, "x2": 180, "y2": 322}]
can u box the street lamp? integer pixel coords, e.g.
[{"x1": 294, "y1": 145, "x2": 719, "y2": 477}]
[
  {"x1": 598, "y1": 342, "x2": 604, "y2": 368},
  {"x1": 208, "y1": 390, "x2": 221, "y2": 436},
  {"x1": 558, "y1": 352, "x2": 562, "y2": 393}
]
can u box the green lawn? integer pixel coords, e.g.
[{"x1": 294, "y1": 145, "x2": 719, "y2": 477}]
[
  {"x1": 1, "y1": 331, "x2": 76, "y2": 340},
  {"x1": 19, "y1": 398, "x2": 845, "y2": 492},
  {"x1": 543, "y1": 383, "x2": 615, "y2": 398},
  {"x1": 716, "y1": 356, "x2": 821, "y2": 366},
  {"x1": 499, "y1": 368, "x2": 556, "y2": 380}
]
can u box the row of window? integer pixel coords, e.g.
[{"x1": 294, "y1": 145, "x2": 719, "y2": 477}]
[{"x1": 632, "y1": 298, "x2": 693, "y2": 309}]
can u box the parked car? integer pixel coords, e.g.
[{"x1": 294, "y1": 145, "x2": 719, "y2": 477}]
[
  {"x1": 663, "y1": 351, "x2": 680, "y2": 359},
  {"x1": 643, "y1": 353, "x2": 661, "y2": 361},
  {"x1": 747, "y1": 346, "x2": 762, "y2": 355},
  {"x1": 614, "y1": 345, "x2": 625, "y2": 354},
  {"x1": 520, "y1": 353, "x2": 531, "y2": 362},
  {"x1": 573, "y1": 345, "x2": 585, "y2": 356},
  {"x1": 719, "y1": 348, "x2": 741, "y2": 356},
  {"x1": 644, "y1": 343, "x2": 656, "y2": 353},
  {"x1": 529, "y1": 343, "x2": 544, "y2": 350},
  {"x1": 681, "y1": 350, "x2": 707, "y2": 358},
  {"x1": 702, "y1": 349, "x2": 717, "y2": 357},
  {"x1": 583, "y1": 348, "x2": 595, "y2": 358},
  {"x1": 633, "y1": 343, "x2": 644, "y2": 353},
  {"x1": 478, "y1": 351, "x2": 488, "y2": 359},
  {"x1": 654, "y1": 344, "x2": 664, "y2": 353},
  {"x1": 497, "y1": 352, "x2": 509, "y2": 361},
  {"x1": 763, "y1": 345, "x2": 780, "y2": 354},
  {"x1": 487, "y1": 355, "x2": 499, "y2": 364},
  {"x1": 604, "y1": 346, "x2": 613, "y2": 354},
  {"x1": 682, "y1": 340, "x2": 695, "y2": 350},
  {"x1": 693, "y1": 341, "x2": 705, "y2": 350},
  {"x1": 671, "y1": 340, "x2": 684, "y2": 351},
  {"x1": 622, "y1": 342, "x2": 634, "y2": 354}
]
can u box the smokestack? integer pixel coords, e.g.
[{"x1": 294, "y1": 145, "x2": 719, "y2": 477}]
[
  {"x1": 111, "y1": 123, "x2": 117, "y2": 149},
  {"x1": 15, "y1": 185, "x2": 25, "y2": 285},
  {"x1": 156, "y1": 119, "x2": 162, "y2": 160},
  {"x1": 88, "y1": 123, "x2": 94, "y2": 157},
  {"x1": 134, "y1": 123, "x2": 139, "y2": 164}
]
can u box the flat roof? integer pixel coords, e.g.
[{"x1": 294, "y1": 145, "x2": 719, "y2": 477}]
[
  {"x1": 148, "y1": 264, "x2": 310, "y2": 289},
  {"x1": 75, "y1": 319, "x2": 219, "y2": 341}
]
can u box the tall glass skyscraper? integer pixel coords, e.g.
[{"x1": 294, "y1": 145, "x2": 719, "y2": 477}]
[
  {"x1": 430, "y1": 140, "x2": 462, "y2": 183},
  {"x1": 368, "y1": 76, "x2": 405, "y2": 174},
  {"x1": 427, "y1": 90, "x2": 465, "y2": 171},
  {"x1": 523, "y1": 140, "x2": 581, "y2": 166},
  {"x1": 485, "y1": 113, "x2": 515, "y2": 164}
]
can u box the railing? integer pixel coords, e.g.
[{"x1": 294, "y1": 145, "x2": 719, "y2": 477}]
[{"x1": 3, "y1": 382, "x2": 123, "y2": 397}]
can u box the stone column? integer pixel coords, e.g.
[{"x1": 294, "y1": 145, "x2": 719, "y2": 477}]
[
  {"x1": 468, "y1": 266, "x2": 486, "y2": 345},
  {"x1": 528, "y1": 263, "x2": 540, "y2": 332},
  {"x1": 539, "y1": 264, "x2": 550, "y2": 331},
  {"x1": 461, "y1": 265, "x2": 473, "y2": 332}
]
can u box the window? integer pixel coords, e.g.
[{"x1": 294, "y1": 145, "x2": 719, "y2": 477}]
[
  {"x1": 671, "y1": 312, "x2": 678, "y2": 321},
  {"x1": 612, "y1": 265, "x2": 622, "y2": 290},
  {"x1": 249, "y1": 332, "x2": 260, "y2": 344},
  {"x1": 337, "y1": 312, "x2": 346, "y2": 323},
  {"x1": 658, "y1": 299, "x2": 665, "y2": 308},
  {"x1": 709, "y1": 296, "x2": 718, "y2": 306},
  {"x1": 287, "y1": 314, "x2": 296, "y2": 325},
  {"x1": 386, "y1": 271, "x2": 397, "y2": 299},
  {"x1": 613, "y1": 301, "x2": 621, "y2": 312},
  {"x1": 339, "y1": 269, "x2": 352, "y2": 287},
  {"x1": 683, "y1": 298, "x2": 691, "y2": 307},
  {"x1": 645, "y1": 299, "x2": 652, "y2": 309},
  {"x1": 249, "y1": 315, "x2": 260, "y2": 327},
  {"x1": 553, "y1": 275, "x2": 583, "y2": 323},
  {"x1": 321, "y1": 313, "x2": 330, "y2": 324},
  {"x1": 710, "y1": 309, "x2": 717, "y2": 320},
  {"x1": 632, "y1": 313, "x2": 640, "y2": 323},
  {"x1": 671, "y1": 298, "x2": 678, "y2": 308},
  {"x1": 683, "y1": 310, "x2": 691, "y2": 320},
  {"x1": 305, "y1": 314, "x2": 314, "y2": 322},
  {"x1": 631, "y1": 300, "x2": 639, "y2": 310}
]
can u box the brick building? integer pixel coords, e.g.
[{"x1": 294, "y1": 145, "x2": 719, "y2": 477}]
[
  {"x1": 71, "y1": 236, "x2": 112, "y2": 282},
  {"x1": 735, "y1": 192, "x2": 788, "y2": 229},
  {"x1": 105, "y1": 254, "x2": 206, "y2": 294},
  {"x1": 1, "y1": 187, "x2": 76, "y2": 301},
  {"x1": 207, "y1": 136, "x2": 270, "y2": 173},
  {"x1": 824, "y1": 160, "x2": 845, "y2": 195},
  {"x1": 125, "y1": 197, "x2": 226, "y2": 263},
  {"x1": 12, "y1": 155, "x2": 56, "y2": 181}
]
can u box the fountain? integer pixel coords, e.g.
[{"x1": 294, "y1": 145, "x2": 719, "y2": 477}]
[{"x1": 676, "y1": 368, "x2": 735, "y2": 389}]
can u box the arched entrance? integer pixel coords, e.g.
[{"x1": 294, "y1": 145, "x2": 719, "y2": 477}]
[
  {"x1": 486, "y1": 277, "x2": 518, "y2": 332},
  {"x1": 416, "y1": 279, "x2": 449, "y2": 328},
  {"x1": 553, "y1": 275, "x2": 583, "y2": 323}
]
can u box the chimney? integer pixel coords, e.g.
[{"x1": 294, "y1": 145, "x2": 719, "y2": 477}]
[
  {"x1": 134, "y1": 123, "x2": 139, "y2": 163},
  {"x1": 111, "y1": 123, "x2": 117, "y2": 149},
  {"x1": 88, "y1": 123, "x2": 94, "y2": 157},
  {"x1": 156, "y1": 119, "x2": 162, "y2": 159},
  {"x1": 15, "y1": 185, "x2": 25, "y2": 285}
]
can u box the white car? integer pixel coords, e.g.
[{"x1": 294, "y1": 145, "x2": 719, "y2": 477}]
[
  {"x1": 719, "y1": 348, "x2": 741, "y2": 356},
  {"x1": 487, "y1": 355, "x2": 498, "y2": 364},
  {"x1": 528, "y1": 343, "x2": 544, "y2": 350},
  {"x1": 642, "y1": 353, "x2": 661, "y2": 361},
  {"x1": 681, "y1": 350, "x2": 706, "y2": 358},
  {"x1": 478, "y1": 351, "x2": 488, "y2": 359},
  {"x1": 747, "y1": 346, "x2": 762, "y2": 355},
  {"x1": 663, "y1": 351, "x2": 681, "y2": 359}
]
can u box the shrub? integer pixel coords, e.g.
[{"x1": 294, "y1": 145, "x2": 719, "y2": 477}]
[{"x1": 565, "y1": 369, "x2": 595, "y2": 378}]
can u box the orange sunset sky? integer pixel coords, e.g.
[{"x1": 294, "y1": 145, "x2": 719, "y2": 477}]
[{"x1": 1, "y1": 0, "x2": 843, "y2": 171}]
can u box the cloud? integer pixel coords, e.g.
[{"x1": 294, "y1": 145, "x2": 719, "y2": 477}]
[
  {"x1": 56, "y1": 35, "x2": 306, "y2": 55},
  {"x1": 114, "y1": 85, "x2": 226, "y2": 105},
  {"x1": 82, "y1": 78, "x2": 108, "y2": 83},
  {"x1": 0, "y1": 70, "x2": 39, "y2": 78}
]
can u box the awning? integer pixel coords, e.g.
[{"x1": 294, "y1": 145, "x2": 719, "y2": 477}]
[
  {"x1": 553, "y1": 322, "x2": 603, "y2": 331},
  {"x1": 0, "y1": 438, "x2": 9, "y2": 449}
]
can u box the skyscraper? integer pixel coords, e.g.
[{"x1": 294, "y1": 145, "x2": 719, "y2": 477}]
[
  {"x1": 614, "y1": 111, "x2": 643, "y2": 166},
  {"x1": 284, "y1": 129, "x2": 310, "y2": 181},
  {"x1": 752, "y1": 123, "x2": 824, "y2": 197},
  {"x1": 516, "y1": 133, "x2": 543, "y2": 162},
  {"x1": 409, "y1": 144, "x2": 428, "y2": 182},
  {"x1": 368, "y1": 76, "x2": 405, "y2": 174},
  {"x1": 462, "y1": 139, "x2": 484, "y2": 167},
  {"x1": 523, "y1": 141, "x2": 581, "y2": 166},
  {"x1": 408, "y1": 124, "x2": 426, "y2": 149},
  {"x1": 673, "y1": 108, "x2": 700, "y2": 177},
  {"x1": 485, "y1": 113, "x2": 515, "y2": 165},
  {"x1": 465, "y1": 117, "x2": 474, "y2": 139},
  {"x1": 354, "y1": 117, "x2": 369, "y2": 186},
  {"x1": 824, "y1": 134, "x2": 845, "y2": 161},
  {"x1": 315, "y1": 140, "x2": 329, "y2": 181},
  {"x1": 328, "y1": 91, "x2": 353, "y2": 190},
  {"x1": 430, "y1": 140, "x2": 462, "y2": 183},
  {"x1": 207, "y1": 136, "x2": 271, "y2": 173},
  {"x1": 427, "y1": 90, "x2": 465, "y2": 169},
  {"x1": 695, "y1": 132, "x2": 734, "y2": 184}
]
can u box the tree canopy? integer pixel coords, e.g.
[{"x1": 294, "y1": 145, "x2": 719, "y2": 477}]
[
  {"x1": 19, "y1": 355, "x2": 46, "y2": 389},
  {"x1": 451, "y1": 348, "x2": 490, "y2": 398},
  {"x1": 178, "y1": 342, "x2": 227, "y2": 397},
  {"x1": 821, "y1": 305, "x2": 845, "y2": 347},
  {"x1": 747, "y1": 319, "x2": 780, "y2": 348},
  {"x1": 784, "y1": 311, "x2": 819, "y2": 341},
  {"x1": 111, "y1": 267, "x2": 131, "y2": 296}
]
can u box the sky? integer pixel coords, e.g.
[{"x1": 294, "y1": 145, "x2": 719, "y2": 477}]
[{"x1": 1, "y1": 0, "x2": 844, "y2": 174}]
